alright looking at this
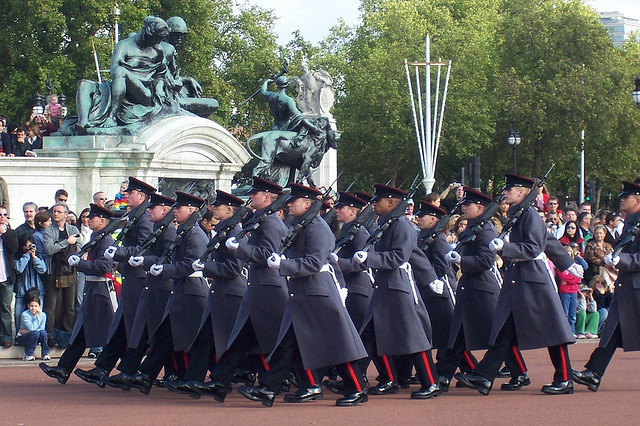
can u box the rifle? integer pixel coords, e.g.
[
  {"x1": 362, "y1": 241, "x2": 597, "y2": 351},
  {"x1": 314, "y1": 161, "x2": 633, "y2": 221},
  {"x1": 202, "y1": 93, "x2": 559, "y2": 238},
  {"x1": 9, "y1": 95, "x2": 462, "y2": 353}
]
[
  {"x1": 133, "y1": 206, "x2": 177, "y2": 257},
  {"x1": 198, "y1": 204, "x2": 249, "y2": 263},
  {"x1": 112, "y1": 198, "x2": 151, "y2": 246},
  {"x1": 361, "y1": 174, "x2": 421, "y2": 252},
  {"x1": 155, "y1": 202, "x2": 208, "y2": 265},
  {"x1": 418, "y1": 197, "x2": 465, "y2": 253},
  {"x1": 497, "y1": 163, "x2": 555, "y2": 240},
  {"x1": 612, "y1": 220, "x2": 640, "y2": 257},
  {"x1": 77, "y1": 215, "x2": 128, "y2": 257},
  {"x1": 240, "y1": 61, "x2": 289, "y2": 107},
  {"x1": 234, "y1": 190, "x2": 290, "y2": 241}
]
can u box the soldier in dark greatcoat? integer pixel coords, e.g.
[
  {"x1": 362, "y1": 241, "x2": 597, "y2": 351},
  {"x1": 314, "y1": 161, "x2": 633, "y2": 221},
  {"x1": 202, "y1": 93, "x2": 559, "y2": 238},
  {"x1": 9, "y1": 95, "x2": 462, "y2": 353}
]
[
  {"x1": 74, "y1": 177, "x2": 155, "y2": 385},
  {"x1": 166, "y1": 190, "x2": 248, "y2": 396},
  {"x1": 354, "y1": 184, "x2": 442, "y2": 400},
  {"x1": 40, "y1": 204, "x2": 116, "y2": 384},
  {"x1": 574, "y1": 180, "x2": 640, "y2": 392},
  {"x1": 331, "y1": 191, "x2": 373, "y2": 330},
  {"x1": 115, "y1": 192, "x2": 209, "y2": 394},
  {"x1": 238, "y1": 184, "x2": 369, "y2": 407},
  {"x1": 457, "y1": 174, "x2": 576, "y2": 396},
  {"x1": 85, "y1": 194, "x2": 177, "y2": 390},
  {"x1": 180, "y1": 177, "x2": 290, "y2": 402}
]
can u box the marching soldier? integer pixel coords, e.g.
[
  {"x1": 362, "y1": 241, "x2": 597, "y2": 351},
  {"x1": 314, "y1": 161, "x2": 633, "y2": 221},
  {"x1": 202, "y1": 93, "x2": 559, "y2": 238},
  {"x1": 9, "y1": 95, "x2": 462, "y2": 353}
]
[
  {"x1": 353, "y1": 184, "x2": 441, "y2": 400},
  {"x1": 114, "y1": 192, "x2": 209, "y2": 394},
  {"x1": 238, "y1": 183, "x2": 369, "y2": 407},
  {"x1": 413, "y1": 201, "x2": 478, "y2": 381},
  {"x1": 40, "y1": 204, "x2": 116, "y2": 384},
  {"x1": 98, "y1": 193, "x2": 177, "y2": 390},
  {"x1": 167, "y1": 190, "x2": 248, "y2": 396},
  {"x1": 457, "y1": 174, "x2": 576, "y2": 395},
  {"x1": 179, "y1": 177, "x2": 290, "y2": 402},
  {"x1": 74, "y1": 177, "x2": 155, "y2": 385},
  {"x1": 573, "y1": 180, "x2": 640, "y2": 392}
]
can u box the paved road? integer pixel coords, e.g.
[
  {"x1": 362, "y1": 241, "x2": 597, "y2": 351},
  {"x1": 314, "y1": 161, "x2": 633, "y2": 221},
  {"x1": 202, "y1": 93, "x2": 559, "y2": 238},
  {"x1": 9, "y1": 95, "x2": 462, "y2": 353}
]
[{"x1": 1, "y1": 341, "x2": 638, "y2": 425}]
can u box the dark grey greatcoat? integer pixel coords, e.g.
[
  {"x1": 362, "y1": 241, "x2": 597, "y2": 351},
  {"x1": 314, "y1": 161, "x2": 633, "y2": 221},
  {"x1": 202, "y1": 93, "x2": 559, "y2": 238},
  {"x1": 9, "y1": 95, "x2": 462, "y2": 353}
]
[
  {"x1": 418, "y1": 229, "x2": 456, "y2": 349},
  {"x1": 490, "y1": 205, "x2": 575, "y2": 350},
  {"x1": 448, "y1": 218, "x2": 501, "y2": 351},
  {"x1": 196, "y1": 218, "x2": 247, "y2": 359},
  {"x1": 335, "y1": 221, "x2": 373, "y2": 330},
  {"x1": 70, "y1": 233, "x2": 115, "y2": 348},
  {"x1": 128, "y1": 222, "x2": 176, "y2": 349},
  {"x1": 227, "y1": 210, "x2": 289, "y2": 354},
  {"x1": 275, "y1": 214, "x2": 367, "y2": 370},
  {"x1": 161, "y1": 224, "x2": 209, "y2": 352},
  {"x1": 598, "y1": 210, "x2": 640, "y2": 351},
  {"x1": 109, "y1": 212, "x2": 153, "y2": 342},
  {"x1": 228, "y1": 210, "x2": 289, "y2": 354},
  {"x1": 361, "y1": 214, "x2": 433, "y2": 356}
]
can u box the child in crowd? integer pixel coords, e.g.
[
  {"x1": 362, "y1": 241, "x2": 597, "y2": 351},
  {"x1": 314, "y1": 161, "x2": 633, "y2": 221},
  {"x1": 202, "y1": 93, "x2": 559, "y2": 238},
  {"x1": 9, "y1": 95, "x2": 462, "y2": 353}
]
[
  {"x1": 576, "y1": 286, "x2": 600, "y2": 339},
  {"x1": 14, "y1": 234, "x2": 47, "y2": 329},
  {"x1": 114, "y1": 180, "x2": 128, "y2": 210},
  {"x1": 15, "y1": 296, "x2": 50, "y2": 361}
]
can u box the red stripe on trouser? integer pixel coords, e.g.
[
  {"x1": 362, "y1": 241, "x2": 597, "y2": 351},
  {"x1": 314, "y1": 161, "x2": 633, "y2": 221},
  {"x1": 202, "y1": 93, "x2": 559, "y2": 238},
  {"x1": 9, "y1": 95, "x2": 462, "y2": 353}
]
[
  {"x1": 170, "y1": 351, "x2": 178, "y2": 370},
  {"x1": 213, "y1": 355, "x2": 218, "y2": 364},
  {"x1": 463, "y1": 351, "x2": 475, "y2": 370},
  {"x1": 183, "y1": 352, "x2": 189, "y2": 368},
  {"x1": 511, "y1": 346, "x2": 526, "y2": 373},
  {"x1": 381, "y1": 355, "x2": 394, "y2": 382},
  {"x1": 420, "y1": 352, "x2": 435, "y2": 384},
  {"x1": 306, "y1": 369, "x2": 316, "y2": 386},
  {"x1": 260, "y1": 354, "x2": 270, "y2": 371},
  {"x1": 559, "y1": 346, "x2": 567, "y2": 381},
  {"x1": 345, "y1": 362, "x2": 362, "y2": 392}
]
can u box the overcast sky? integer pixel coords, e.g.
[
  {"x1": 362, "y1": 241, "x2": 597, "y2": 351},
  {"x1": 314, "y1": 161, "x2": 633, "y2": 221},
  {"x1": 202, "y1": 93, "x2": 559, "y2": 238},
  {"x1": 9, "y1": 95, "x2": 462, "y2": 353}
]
[{"x1": 250, "y1": 0, "x2": 640, "y2": 45}]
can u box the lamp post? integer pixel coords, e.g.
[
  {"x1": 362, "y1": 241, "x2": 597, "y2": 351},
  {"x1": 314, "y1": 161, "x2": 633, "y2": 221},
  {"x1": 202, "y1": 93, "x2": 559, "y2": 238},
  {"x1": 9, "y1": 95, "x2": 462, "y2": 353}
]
[
  {"x1": 32, "y1": 93, "x2": 45, "y2": 117},
  {"x1": 633, "y1": 77, "x2": 640, "y2": 106},
  {"x1": 113, "y1": 2, "x2": 121, "y2": 45},
  {"x1": 507, "y1": 120, "x2": 521, "y2": 174}
]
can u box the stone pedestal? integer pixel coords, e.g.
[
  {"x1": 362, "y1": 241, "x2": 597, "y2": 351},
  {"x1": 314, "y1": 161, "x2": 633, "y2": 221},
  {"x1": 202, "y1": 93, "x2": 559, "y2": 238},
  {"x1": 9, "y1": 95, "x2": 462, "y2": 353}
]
[{"x1": 1, "y1": 116, "x2": 250, "y2": 227}]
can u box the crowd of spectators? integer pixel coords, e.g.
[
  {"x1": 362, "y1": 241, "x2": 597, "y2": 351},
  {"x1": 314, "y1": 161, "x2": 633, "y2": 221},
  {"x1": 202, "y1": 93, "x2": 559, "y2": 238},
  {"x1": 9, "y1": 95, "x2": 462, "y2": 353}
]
[{"x1": 0, "y1": 106, "x2": 60, "y2": 157}]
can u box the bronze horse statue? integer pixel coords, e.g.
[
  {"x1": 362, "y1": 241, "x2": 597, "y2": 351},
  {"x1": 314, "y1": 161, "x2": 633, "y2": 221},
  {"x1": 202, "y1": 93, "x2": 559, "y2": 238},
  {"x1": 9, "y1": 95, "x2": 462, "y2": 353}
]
[{"x1": 246, "y1": 116, "x2": 339, "y2": 188}]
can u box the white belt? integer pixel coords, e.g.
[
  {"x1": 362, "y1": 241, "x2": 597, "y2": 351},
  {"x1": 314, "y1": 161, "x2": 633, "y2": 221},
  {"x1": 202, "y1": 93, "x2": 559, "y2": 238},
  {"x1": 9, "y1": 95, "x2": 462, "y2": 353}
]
[
  {"x1": 512, "y1": 252, "x2": 545, "y2": 263},
  {"x1": 399, "y1": 262, "x2": 419, "y2": 304},
  {"x1": 511, "y1": 252, "x2": 558, "y2": 292},
  {"x1": 320, "y1": 263, "x2": 346, "y2": 307},
  {"x1": 85, "y1": 276, "x2": 106, "y2": 282},
  {"x1": 442, "y1": 275, "x2": 456, "y2": 305},
  {"x1": 188, "y1": 271, "x2": 203, "y2": 278}
]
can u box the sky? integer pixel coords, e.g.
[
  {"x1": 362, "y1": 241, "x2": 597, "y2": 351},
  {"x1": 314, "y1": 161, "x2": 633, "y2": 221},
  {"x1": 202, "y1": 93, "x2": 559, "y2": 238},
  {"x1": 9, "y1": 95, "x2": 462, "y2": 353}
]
[{"x1": 250, "y1": 0, "x2": 640, "y2": 45}]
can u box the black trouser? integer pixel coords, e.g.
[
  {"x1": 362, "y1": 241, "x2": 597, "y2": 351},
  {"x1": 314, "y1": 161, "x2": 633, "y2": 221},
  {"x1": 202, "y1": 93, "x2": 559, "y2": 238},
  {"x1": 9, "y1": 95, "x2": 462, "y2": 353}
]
[
  {"x1": 117, "y1": 326, "x2": 151, "y2": 375},
  {"x1": 260, "y1": 325, "x2": 366, "y2": 395},
  {"x1": 138, "y1": 318, "x2": 175, "y2": 380},
  {"x1": 58, "y1": 327, "x2": 87, "y2": 372},
  {"x1": 210, "y1": 319, "x2": 265, "y2": 387},
  {"x1": 184, "y1": 316, "x2": 216, "y2": 382},
  {"x1": 95, "y1": 318, "x2": 127, "y2": 373},
  {"x1": 474, "y1": 314, "x2": 570, "y2": 382},
  {"x1": 359, "y1": 320, "x2": 437, "y2": 388},
  {"x1": 585, "y1": 324, "x2": 622, "y2": 377},
  {"x1": 437, "y1": 326, "x2": 525, "y2": 380}
]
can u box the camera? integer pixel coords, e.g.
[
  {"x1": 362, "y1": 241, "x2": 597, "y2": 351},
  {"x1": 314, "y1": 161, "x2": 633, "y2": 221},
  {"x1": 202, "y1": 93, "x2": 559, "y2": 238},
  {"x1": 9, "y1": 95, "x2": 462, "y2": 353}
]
[{"x1": 28, "y1": 243, "x2": 36, "y2": 251}]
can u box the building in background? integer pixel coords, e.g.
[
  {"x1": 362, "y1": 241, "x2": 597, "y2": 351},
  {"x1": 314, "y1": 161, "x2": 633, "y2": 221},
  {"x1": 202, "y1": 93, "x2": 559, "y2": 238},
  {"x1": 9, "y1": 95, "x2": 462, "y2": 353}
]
[{"x1": 599, "y1": 11, "x2": 640, "y2": 47}]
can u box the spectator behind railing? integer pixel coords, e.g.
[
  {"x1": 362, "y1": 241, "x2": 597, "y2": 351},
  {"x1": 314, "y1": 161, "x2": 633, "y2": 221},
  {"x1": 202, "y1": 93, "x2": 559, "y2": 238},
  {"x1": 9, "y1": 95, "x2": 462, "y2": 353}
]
[
  {"x1": 590, "y1": 274, "x2": 613, "y2": 334},
  {"x1": 556, "y1": 245, "x2": 583, "y2": 336},
  {"x1": 584, "y1": 225, "x2": 617, "y2": 286},
  {"x1": 575, "y1": 285, "x2": 599, "y2": 339},
  {"x1": 13, "y1": 233, "x2": 47, "y2": 332}
]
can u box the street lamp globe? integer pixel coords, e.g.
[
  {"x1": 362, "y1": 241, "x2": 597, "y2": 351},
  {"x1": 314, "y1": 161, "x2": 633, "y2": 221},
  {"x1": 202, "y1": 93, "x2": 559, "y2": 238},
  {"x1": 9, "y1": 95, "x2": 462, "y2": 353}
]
[{"x1": 633, "y1": 77, "x2": 640, "y2": 106}]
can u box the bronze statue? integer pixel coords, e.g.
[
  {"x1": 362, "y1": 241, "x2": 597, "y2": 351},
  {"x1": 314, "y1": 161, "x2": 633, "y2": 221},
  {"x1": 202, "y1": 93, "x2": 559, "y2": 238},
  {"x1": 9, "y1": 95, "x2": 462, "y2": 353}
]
[
  {"x1": 246, "y1": 75, "x2": 339, "y2": 188},
  {"x1": 59, "y1": 16, "x2": 217, "y2": 136}
]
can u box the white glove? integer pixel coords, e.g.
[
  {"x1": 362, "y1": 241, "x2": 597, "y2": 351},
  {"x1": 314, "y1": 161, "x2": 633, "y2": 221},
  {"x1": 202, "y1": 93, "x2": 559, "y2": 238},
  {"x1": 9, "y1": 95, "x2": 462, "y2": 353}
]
[
  {"x1": 567, "y1": 263, "x2": 584, "y2": 279},
  {"x1": 354, "y1": 251, "x2": 368, "y2": 264},
  {"x1": 149, "y1": 264, "x2": 164, "y2": 276},
  {"x1": 329, "y1": 252, "x2": 339, "y2": 262},
  {"x1": 128, "y1": 256, "x2": 144, "y2": 267},
  {"x1": 67, "y1": 254, "x2": 80, "y2": 266},
  {"x1": 192, "y1": 259, "x2": 205, "y2": 271},
  {"x1": 445, "y1": 251, "x2": 461, "y2": 264},
  {"x1": 428, "y1": 279, "x2": 444, "y2": 295},
  {"x1": 489, "y1": 238, "x2": 504, "y2": 253},
  {"x1": 267, "y1": 253, "x2": 282, "y2": 269},
  {"x1": 604, "y1": 253, "x2": 620, "y2": 267},
  {"x1": 104, "y1": 246, "x2": 118, "y2": 260},
  {"x1": 225, "y1": 237, "x2": 239, "y2": 251}
]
